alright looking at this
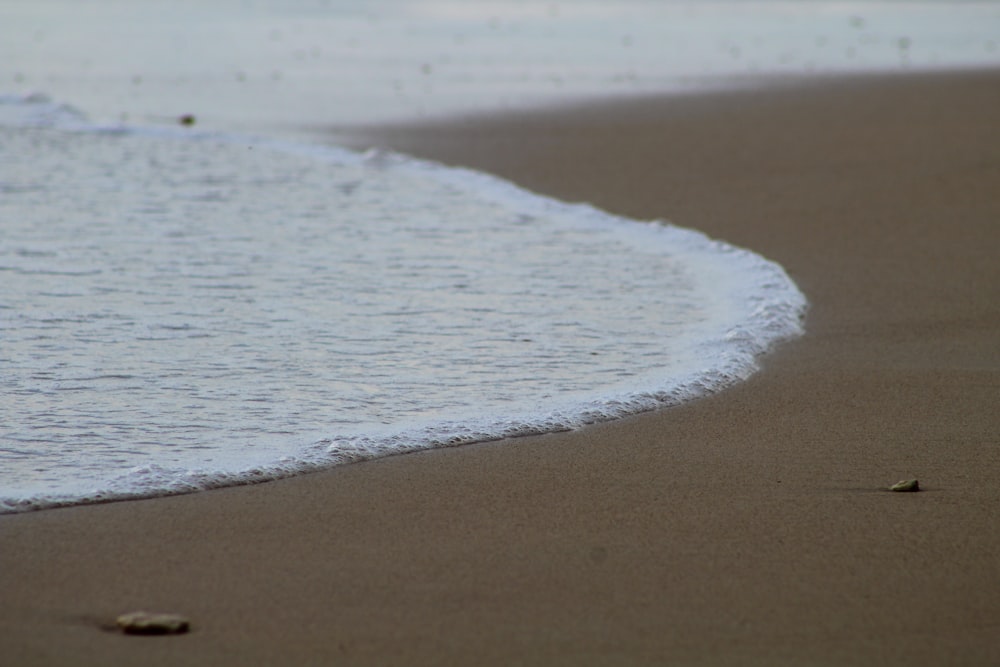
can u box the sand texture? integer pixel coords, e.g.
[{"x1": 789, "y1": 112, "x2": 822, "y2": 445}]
[{"x1": 2, "y1": 70, "x2": 999, "y2": 666}]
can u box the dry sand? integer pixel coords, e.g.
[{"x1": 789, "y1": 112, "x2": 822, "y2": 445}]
[{"x1": 2, "y1": 70, "x2": 998, "y2": 666}]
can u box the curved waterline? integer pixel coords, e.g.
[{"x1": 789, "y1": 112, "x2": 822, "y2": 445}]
[{"x1": 0, "y1": 95, "x2": 806, "y2": 512}]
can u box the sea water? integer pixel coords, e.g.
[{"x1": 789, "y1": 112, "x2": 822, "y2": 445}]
[
  {"x1": 0, "y1": 94, "x2": 805, "y2": 511},
  {"x1": 2, "y1": 1, "x2": 997, "y2": 512},
  {"x1": 3, "y1": 1, "x2": 997, "y2": 130}
]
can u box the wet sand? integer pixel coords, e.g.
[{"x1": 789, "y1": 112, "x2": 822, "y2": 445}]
[{"x1": 2, "y1": 69, "x2": 999, "y2": 666}]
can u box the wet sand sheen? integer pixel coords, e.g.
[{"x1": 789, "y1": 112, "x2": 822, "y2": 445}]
[{"x1": 1, "y1": 69, "x2": 999, "y2": 665}]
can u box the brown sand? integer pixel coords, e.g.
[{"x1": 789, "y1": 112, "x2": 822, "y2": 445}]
[{"x1": 2, "y1": 70, "x2": 998, "y2": 666}]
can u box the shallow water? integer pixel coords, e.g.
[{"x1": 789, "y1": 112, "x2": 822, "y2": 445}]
[
  {"x1": 0, "y1": 96, "x2": 805, "y2": 510},
  {"x1": 4, "y1": 1, "x2": 997, "y2": 130}
]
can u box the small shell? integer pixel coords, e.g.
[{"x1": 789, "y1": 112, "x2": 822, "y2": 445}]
[
  {"x1": 116, "y1": 611, "x2": 190, "y2": 635},
  {"x1": 889, "y1": 479, "x2": 920, "y2": 492}
]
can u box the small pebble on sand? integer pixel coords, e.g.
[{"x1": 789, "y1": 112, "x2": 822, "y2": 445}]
[{"x1": 116, "y1": 611, "x2": 190, "y2": 635}]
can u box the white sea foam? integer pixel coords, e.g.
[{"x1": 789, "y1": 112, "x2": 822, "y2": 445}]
[{"x1": 0, "y1": 94, "x2": 806, "y2": 512}]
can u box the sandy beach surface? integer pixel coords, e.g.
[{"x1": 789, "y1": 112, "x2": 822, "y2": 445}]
[{"x1": 2, "y1": 69, "x2": 998, "y2": 666}]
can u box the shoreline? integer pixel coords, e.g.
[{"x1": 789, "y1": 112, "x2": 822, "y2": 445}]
[
  {"x1": 0, "y1": 109, "x2": 806, "y2": 515},
  {"x1": 2, "y1": 69, "x2": 999, "y2": 665}
]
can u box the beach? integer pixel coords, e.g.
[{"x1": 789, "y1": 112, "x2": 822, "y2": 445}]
[{"x1": 2, "y1": 68, "x2": 999, "y2": 665}]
